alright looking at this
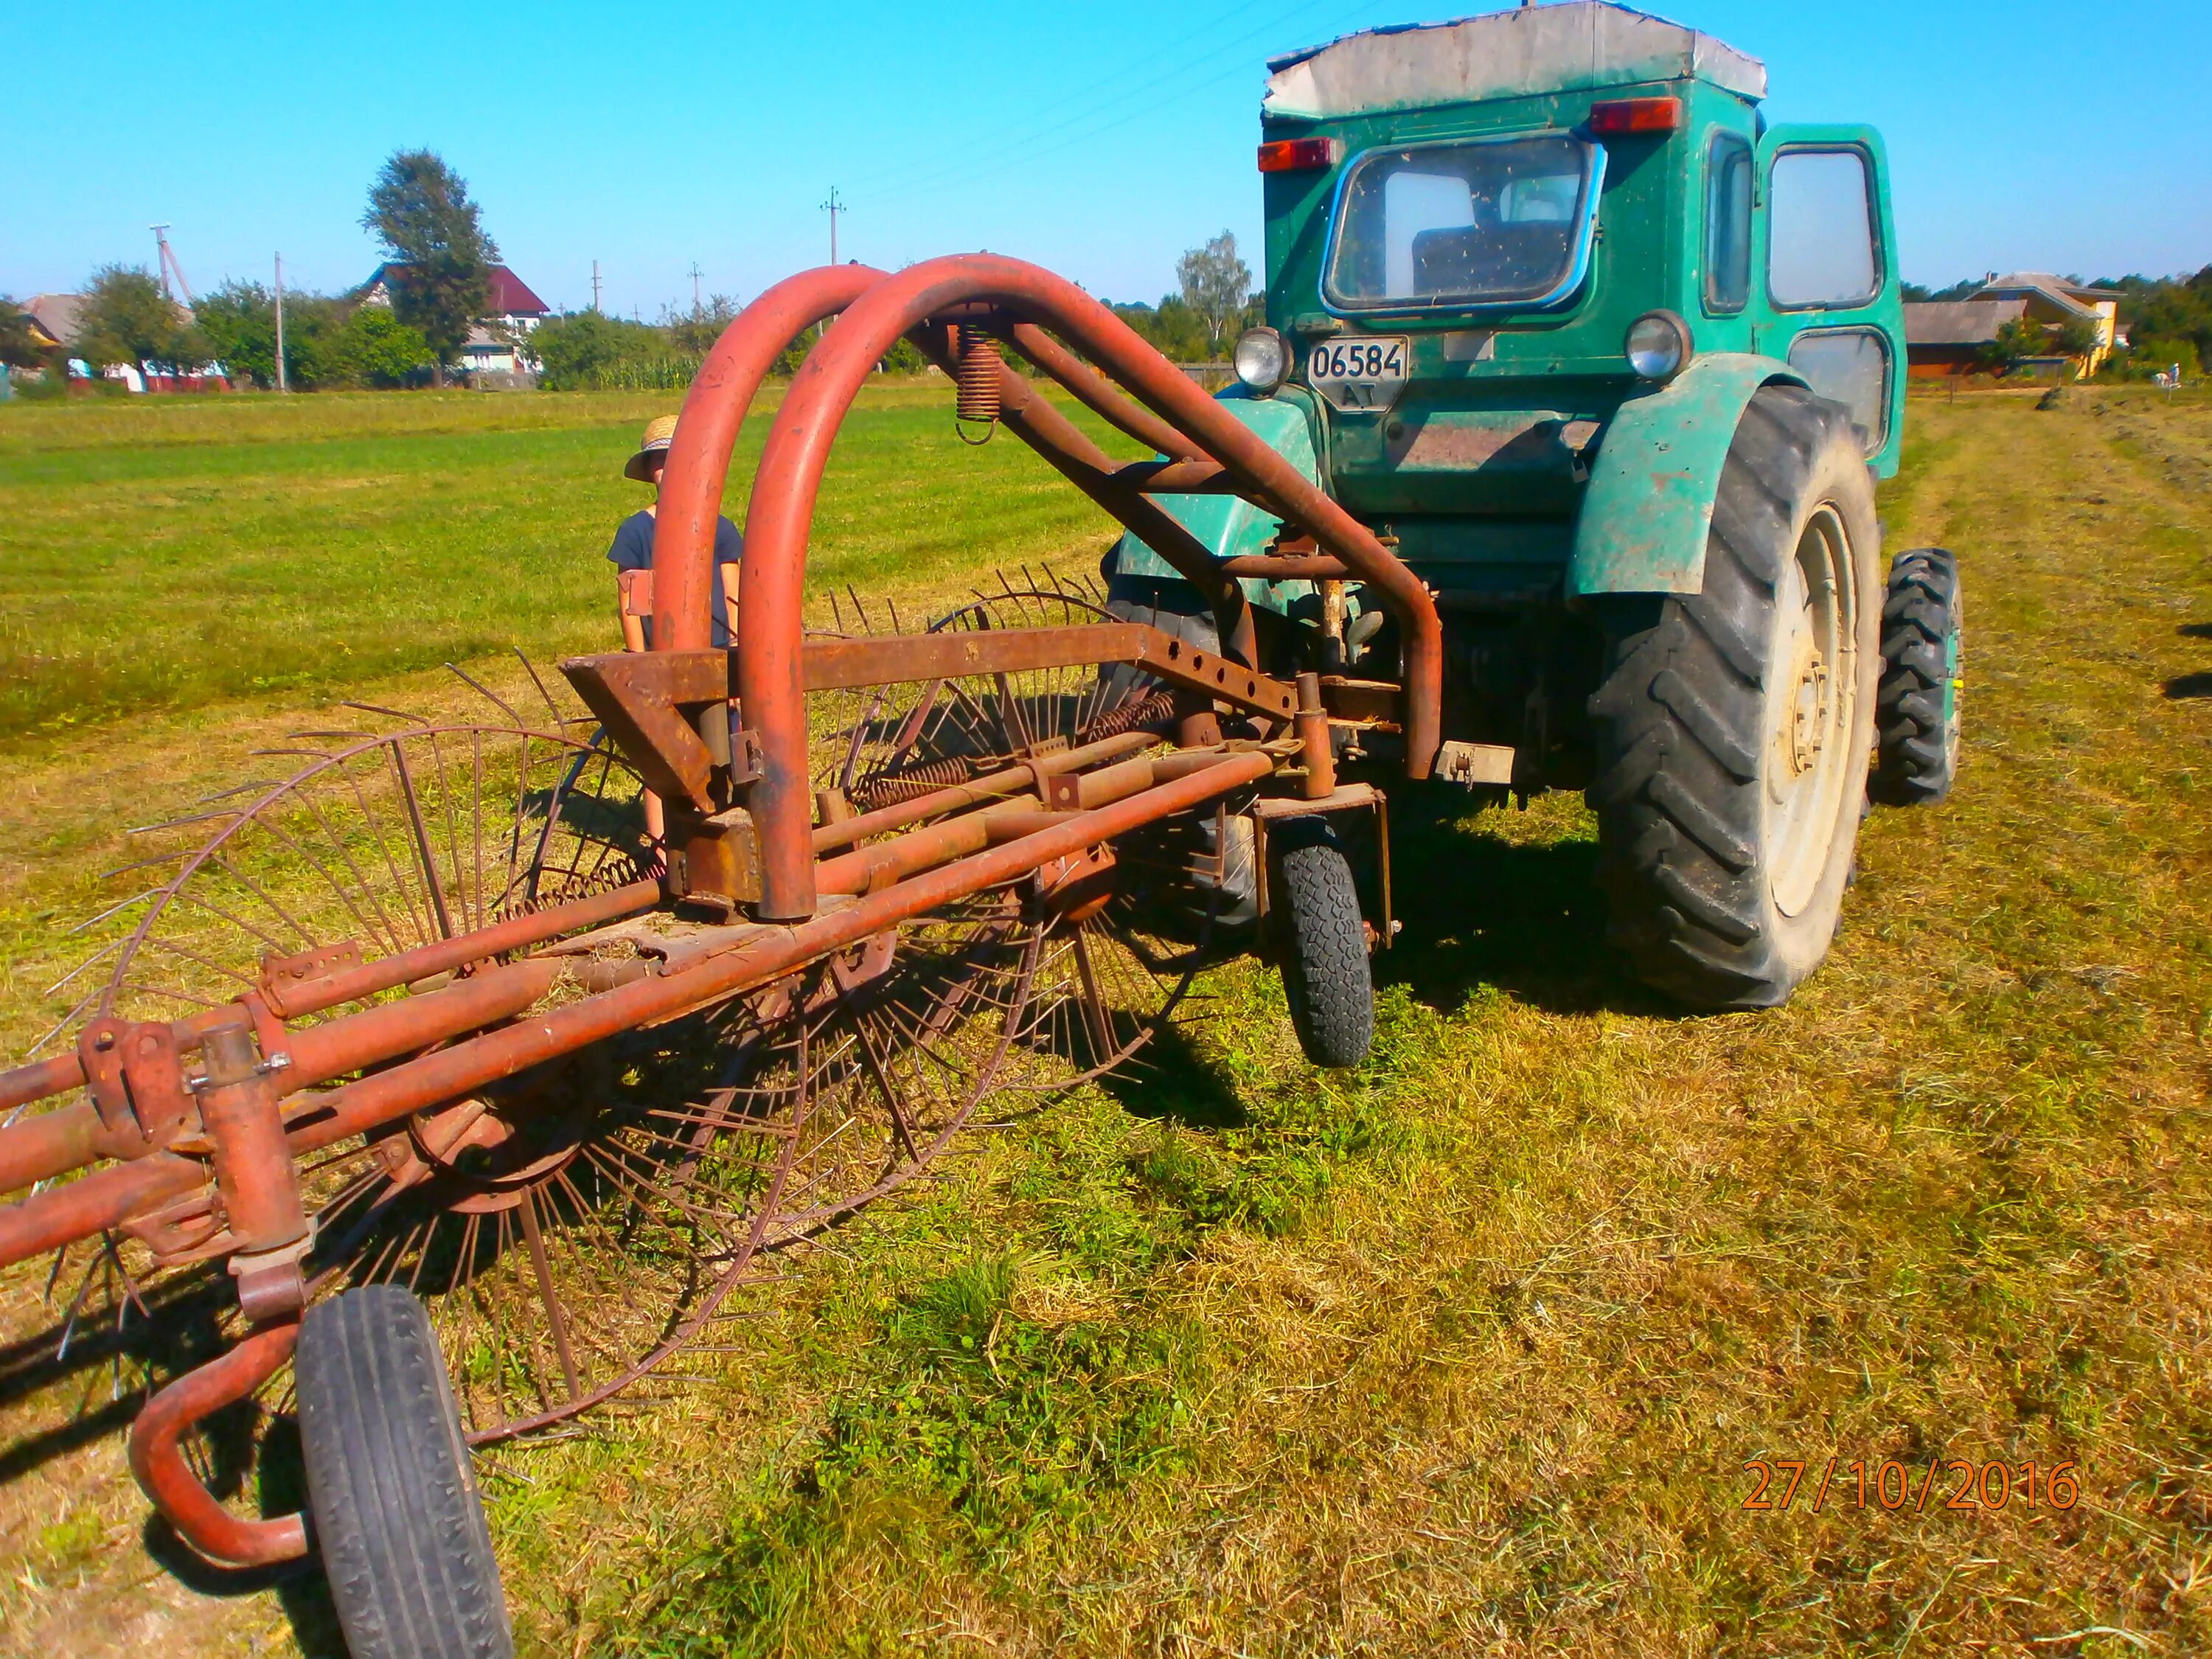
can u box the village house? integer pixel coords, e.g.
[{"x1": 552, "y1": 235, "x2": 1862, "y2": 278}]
[
  {"x1": 1903, "y1": 271, "x2": 2124, "y2": 381},
  {"x1": 15, "y1": 291, "x2": 228, "y2": 392},
  {"x1": 358, "y1": 262, "x2": 551, "y2": 382}
]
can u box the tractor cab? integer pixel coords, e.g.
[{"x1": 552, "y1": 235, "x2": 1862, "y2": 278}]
[{"x1": 1111, "y1": 1, "x2": 1905, "y2": 615}]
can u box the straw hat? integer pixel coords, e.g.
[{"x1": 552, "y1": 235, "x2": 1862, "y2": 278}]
[{"x1": 624, "y1": 414, "x2": 679, "y2": 481}]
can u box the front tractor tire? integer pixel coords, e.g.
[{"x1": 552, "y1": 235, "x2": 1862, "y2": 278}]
[
  {"x1": 1587, "y1": 384, "x2": 1882, "y2": 1009},
  {"x1": 1870, "y1": 546, "x2": 1964, "y2": 806},
  {"x1": 1268, "y1": 815, "x2": 1374, "y2": 1068}
]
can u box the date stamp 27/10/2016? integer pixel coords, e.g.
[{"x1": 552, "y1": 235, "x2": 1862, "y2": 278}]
[{"x1": 1743, "y1": 1458, "x2": 2080, "y2": 1514}]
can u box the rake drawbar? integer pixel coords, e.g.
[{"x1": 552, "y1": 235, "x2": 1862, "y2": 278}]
[{"x1": 0, "y1": 253, "x2": 1426, "y2": 1573}]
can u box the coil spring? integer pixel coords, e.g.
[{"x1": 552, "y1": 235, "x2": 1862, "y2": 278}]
[
  {"x1": 955, "y1": 326, "x2": 1001, "y2": 428},
  {"x1": 1081, "y1": 687, "x2": 1178, "y2": 742},
  {"x1": 854, "y1": 754, "x2": 980, "y2": 813}
]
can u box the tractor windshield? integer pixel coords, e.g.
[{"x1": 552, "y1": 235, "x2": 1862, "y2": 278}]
[{"x1": 1324, "y1": 133, "x2": 1600, "y2": 313}]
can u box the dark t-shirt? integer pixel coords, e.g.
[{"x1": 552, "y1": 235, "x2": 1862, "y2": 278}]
[{"x1": 608, "y1": 509, "x2": 743, "y2": 647}]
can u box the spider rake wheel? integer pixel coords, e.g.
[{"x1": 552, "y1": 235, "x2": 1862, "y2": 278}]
[
  {"x1": 15, "y1": 712, "x2": 1057, "y2": 1448},
  {"x1": 811, "y1": 573, "x2": 1214, "y2": 1092},
  {"x1": 1006, "y1": 806, "x2": 1231, "y2": 1088},
  {"x1": 4, "y1": 716, "x2": 658, "y2": 1430},
  {"x1": 752, "y1": 886, "x2": 1040, "y2": 1240},
  {"x1": 302, "y1": 871, "x2": 1040, "y2": 1439},
  {"x1": 819, "y1": 572, "x2": 1178, "y2": 815}
]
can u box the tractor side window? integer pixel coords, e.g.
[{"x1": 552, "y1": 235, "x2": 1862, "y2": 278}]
[
  {"x1": 1767, "y1": 147, "x2": 1879, "y2": 309},
  {"x1": 1788, "y1": 327, "x2": 1890, "y2": 453},
  {"x1": 1325, "y1": 134, "x2": 1600, "y2": 312},
  {"x1": 1703, "y1": 133, "x2": 1753, "y2": 313}
]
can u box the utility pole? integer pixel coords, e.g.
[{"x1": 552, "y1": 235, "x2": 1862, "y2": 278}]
[
  {"x1": 821, "y1": 187, "x2": 844, "y2": 266},
  {"x1": 689, "y1": 262, "x2": 703, "y2": 312},
  {"x1": 274, "y1": 253, "x2": 288, "y2": 393},
  {"x1": 150, "y1": 224, "x2": 195, "y2": 305},
  {"x1": 591, "y1": 260, "x2": 602, "y2": 312}
]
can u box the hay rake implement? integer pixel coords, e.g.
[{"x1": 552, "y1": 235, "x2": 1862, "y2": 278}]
[{"x1": 0, "y1": 254, "x2": 1409, "y2": 1655}]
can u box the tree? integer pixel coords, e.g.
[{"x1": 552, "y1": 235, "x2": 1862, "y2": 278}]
[
  {"x1": 2052, "y1": 315, "x2": 2100, "y2": 366},
  {"x1": 663, "y1": 294, "x2": 740, "y2": 355},
  {"x1": 531, "y1": 309, "x2": 662, "y2": 389},
  {"x1": 329, "y1": 308, "x2": 437, "y2": 387},
  {"x1": 1900, "y1": 277, "x2": 1983, "y2": 303},
  {"x1": 73, "y1": 265, "x2": 208, "y2": 385},
  {"x1": 1978, "y1": 317, "x2": 2049, "y2": 375},
  {"x1": 362, "y1": 149, "x2": 498, "y2": 384},
  {"x1": 0, "y1": 298, "x2": 46, "y2": 372},
  {"x1": 194, "y1": 280, "x2": 282, "y2": 389},
  {"x1": 1178, "y1": 231, "x2": 1252, "y2": 353}
]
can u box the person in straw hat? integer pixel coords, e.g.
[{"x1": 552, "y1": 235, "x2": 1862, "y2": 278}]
[
  {"x1": 608, "y1": 412, "x2": 744, "y2": 653},
  {"x1": 608, "y1": 414, "x2": 743, "y2": 846}
]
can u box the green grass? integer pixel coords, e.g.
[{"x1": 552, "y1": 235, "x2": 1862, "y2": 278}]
[
  {"x1": 0, "y1": 384, "x2": 1134, "y2": 749},
  {"x1": 1, "y1": 386, "x2": 2210, "y2": 1657}
]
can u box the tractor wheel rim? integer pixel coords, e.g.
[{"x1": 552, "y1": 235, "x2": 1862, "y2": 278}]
[{"x1": 1764, "y1": 504, "x2": 1858, "y2": 918}]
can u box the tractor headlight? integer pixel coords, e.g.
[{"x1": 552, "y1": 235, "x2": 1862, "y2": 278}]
[
  {"x1": 1624, "y1": 310, "x2": 1693, "y2": 381},
  {"x1": 1232, "y1": 327, "x2": 1290, "y2": 394}
]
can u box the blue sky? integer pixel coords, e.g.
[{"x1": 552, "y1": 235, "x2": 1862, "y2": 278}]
[{"x1": 5, "y1": 1, "x2": 2205, "y2": 315}]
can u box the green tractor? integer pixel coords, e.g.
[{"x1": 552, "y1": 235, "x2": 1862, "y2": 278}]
[{"x1": 1107, "y1": 0, "x2": 1964, "y2": 1020}]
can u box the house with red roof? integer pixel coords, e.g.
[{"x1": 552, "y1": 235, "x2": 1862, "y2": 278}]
[{"x1": 358, "y1": 262, "x2": 552, "y2": 382}]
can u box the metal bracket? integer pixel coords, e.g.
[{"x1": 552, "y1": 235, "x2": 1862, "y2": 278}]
[{"x1": 77, "y1": 1017, "x2": 194, "y2": 1158}]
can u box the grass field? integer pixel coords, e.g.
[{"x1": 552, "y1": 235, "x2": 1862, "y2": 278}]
[
  {"x1": 0, "y1": 383, "x2": 1137, "y2": 752},
  {"x1": 0, "y1": 383, "x2": 2208, "y2": 1658}
]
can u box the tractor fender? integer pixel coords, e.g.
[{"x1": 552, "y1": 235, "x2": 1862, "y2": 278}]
[
  {"x1": 1565, "y1": 352, "x2": 1809, "y2": 599},
  {"x1": 1107, "y1": 387, "x2": 1326, "y2": 614}
]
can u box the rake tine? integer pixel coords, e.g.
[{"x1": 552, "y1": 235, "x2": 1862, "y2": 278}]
[
  {"x1": 199, "y1": 777, "x2": 291, "y2": 802},
  {"x1": 513, "y1": 648, "x2": 572, "y2": 729},
  {"x1": 97, "y1": 848, "x2": 196, "y2": 881},
  {"x1": 447, "y1": 662, "x2": 525, "y2": 728},
  {"x1": 341, "y1": 700, "x2": 431, "y2": 726},
  {"x1": 128, "y1": 805, "x2": 246, "y2": 837},
  {"x1": 60, "y1": 889, "x2": 161, "y2": 941}
]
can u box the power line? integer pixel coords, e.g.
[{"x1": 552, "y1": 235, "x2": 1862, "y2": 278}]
[
  {"x1": 836, "y1": 0, "x2": 1288, "y2": 200},
  {"x1": 821, "y1": 187, "x2": 845, "y2": 265},
  {"x1": 856, "y1": 0, "x2": 1373, "y2": 213}
]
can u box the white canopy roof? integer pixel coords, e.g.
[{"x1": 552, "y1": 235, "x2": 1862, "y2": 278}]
[{"x1": 1263, "y1": 2, "x2": 1767, "y2": 121}]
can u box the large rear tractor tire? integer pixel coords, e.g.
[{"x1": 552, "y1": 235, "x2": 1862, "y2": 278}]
[
  {"x1": 1269, "y1": 815, "x2": 1374, "y2": 1068},
  {"x1": 1586, "y1": 384, "x2": 1882, "y2": 1009},
  {"x1": 297, "y1": 1285, "x2": 514, "y2": 1659},
  {"x1": 1870, "y1": 546, "x2": 1964, "y2": 805}
]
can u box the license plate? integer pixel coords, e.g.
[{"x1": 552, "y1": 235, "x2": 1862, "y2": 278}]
[{"x1": 1307, "y1": 335, "x2": 1409, "y2": 411}]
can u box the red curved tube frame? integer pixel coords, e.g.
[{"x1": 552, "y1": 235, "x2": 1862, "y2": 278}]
[
  {"x1": 737, "y1": 253, "x2": 1443, "y2": 918},
  {"x1": 128, "y1": 1319, "x2": 309, "y2": 1566},
  {"x1": 650, "y1": 265, "x2": 886, "y2": 653}
]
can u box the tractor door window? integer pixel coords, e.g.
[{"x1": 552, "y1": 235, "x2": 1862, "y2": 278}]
[
  {"x1": 1767, "y1": 147, "x2": 1879, "y2": 309},
  {"x1": 1325, "y1": 134, "x2": 1600, "y2": 312},
  {"x1": 1788, "y1": 327, "x2": 1890, "y2": 453},
  {"x1": 1704, "y1": 133, "x2": 1753, "y2": 313}
]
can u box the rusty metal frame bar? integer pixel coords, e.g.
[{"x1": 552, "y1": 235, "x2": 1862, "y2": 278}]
[
  {"x1": 706, "y1": 254, "x2": 1441, "y2": 921},
  {"x1": 0, "y1": 745, "x2": 1277, "y2": 1283},
  {"x1": 560, "y1": 624, "x2": 1297, "y2": 813}
]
